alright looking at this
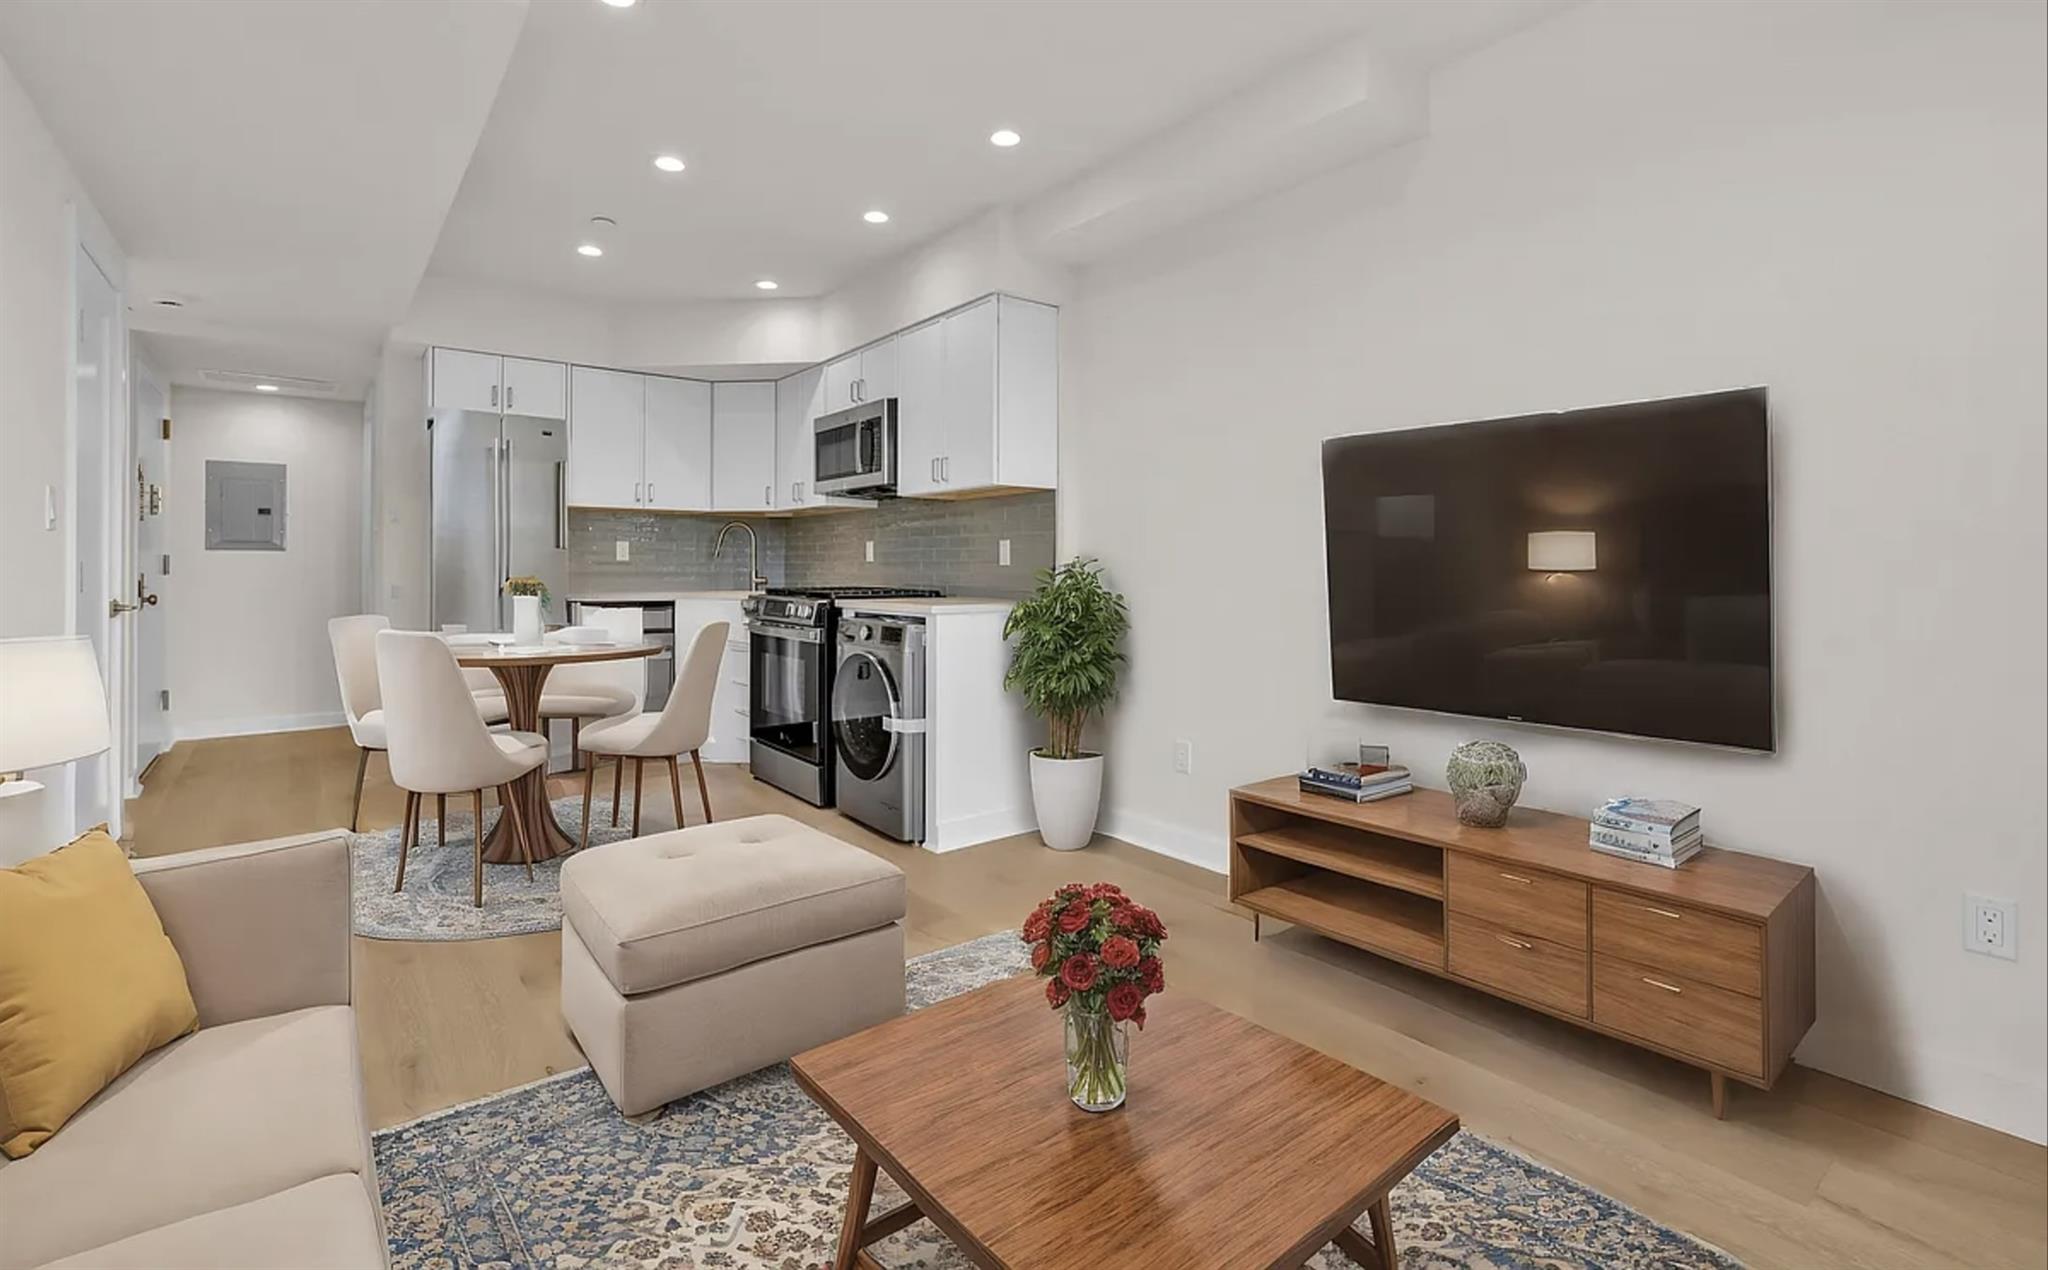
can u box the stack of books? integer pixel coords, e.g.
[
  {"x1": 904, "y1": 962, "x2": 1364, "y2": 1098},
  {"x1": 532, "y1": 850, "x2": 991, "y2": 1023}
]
[
  {"x1": 1589, "y1": 797, "x2": 1702, "y2": 868},
  {"x1": 1300, "y1": 762, "x2": 1413, "y2": 804}
]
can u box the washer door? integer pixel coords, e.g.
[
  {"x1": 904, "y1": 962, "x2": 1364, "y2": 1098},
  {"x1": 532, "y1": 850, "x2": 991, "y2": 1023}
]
[{"x1": 832, "y1": 650, "x2": 900, "y2": 783}]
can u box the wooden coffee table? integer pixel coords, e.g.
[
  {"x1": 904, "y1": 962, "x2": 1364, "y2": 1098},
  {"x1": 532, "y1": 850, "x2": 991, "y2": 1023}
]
[{"x1": 790, "y1": 976, "x2": 1459, "y2": 1269}]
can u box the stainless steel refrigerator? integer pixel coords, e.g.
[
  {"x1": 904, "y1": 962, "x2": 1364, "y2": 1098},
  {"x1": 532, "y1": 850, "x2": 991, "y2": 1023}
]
[{"x1": 429, "y1": 409, "x2": 568, "y2": 632}]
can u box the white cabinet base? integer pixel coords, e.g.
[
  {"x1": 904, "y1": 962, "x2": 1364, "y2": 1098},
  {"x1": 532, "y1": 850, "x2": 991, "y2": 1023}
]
[{"x1": 918, "y1": 606, "x2": 1035, "y2": 853}]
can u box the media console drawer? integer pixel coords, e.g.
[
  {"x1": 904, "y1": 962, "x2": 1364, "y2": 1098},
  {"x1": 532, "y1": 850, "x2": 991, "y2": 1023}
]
[
  {"x1": 1448, "y1": 911, "x2": 1588, "y2": 1019},
  {"x1": 1447, "y1": 854, "x2": 1587, "y2": 948},
  {"x1": 1592, "y1": 887, "x2": 1761, "y2": 997},
  {"x1": 1592, "y1": 955, "x2": 1764, "y2": 1078}
]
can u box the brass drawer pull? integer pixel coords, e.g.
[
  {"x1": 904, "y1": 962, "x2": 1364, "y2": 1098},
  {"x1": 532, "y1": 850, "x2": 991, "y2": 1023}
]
[
  {"x1": 1641, "y1": 905, "x2": 1684, "y2": 920},
  {"x1": 1641, "y1": 976, "x2": 1684, "y2": 994},
  {"x1": 1495, "y1": 934, "x2": 1533, "y2": 951},
  {"x1": 1497, "y1": 872, "x2": 1535, "y2": 885}
]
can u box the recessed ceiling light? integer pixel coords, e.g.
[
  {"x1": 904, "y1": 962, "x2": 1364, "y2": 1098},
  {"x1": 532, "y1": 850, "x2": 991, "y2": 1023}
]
[
  {"x1": 653, "y1": 154, "x2": 685, "y2": 173},
  {"x1": 863, "y1": 210, "x2": 890, "y2": 224},
  {"x1": 754, "y1": 279, "x2": 779, "y2": 291},
  {"x1": 600, "y1": 0, "x2": 637, "y2": 8},
  {"x1": 577, "y1": 243, "x2": 604, "y2": 258},
  {"x1": 254, "y1": 384, "x2": 280, "y2": 393},
  {"x1": 989, "y1": 128, "x2": 1021, "y2": 148}
]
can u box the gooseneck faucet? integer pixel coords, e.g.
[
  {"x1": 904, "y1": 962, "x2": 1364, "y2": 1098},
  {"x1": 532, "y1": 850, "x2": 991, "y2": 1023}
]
[{"x1": 713, "y1": 520, "x2": 769, "y2": 591}]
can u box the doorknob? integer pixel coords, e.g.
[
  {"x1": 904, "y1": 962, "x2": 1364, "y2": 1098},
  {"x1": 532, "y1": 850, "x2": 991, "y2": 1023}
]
[
  {"x1": 137, "y1": 572, "x2": 159, "y2": 607},
  {"x1": 109, "y1": 599, "x2": 139, "y2": 616}
]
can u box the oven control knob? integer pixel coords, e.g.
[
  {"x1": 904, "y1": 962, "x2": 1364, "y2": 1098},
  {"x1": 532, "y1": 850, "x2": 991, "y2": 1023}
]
[
  {"x1": 795, "y1": 604, "x2": 811, "y2": 619},
  {"x1": 853, "y1": 624, "x2": 872, "y2": 641}
]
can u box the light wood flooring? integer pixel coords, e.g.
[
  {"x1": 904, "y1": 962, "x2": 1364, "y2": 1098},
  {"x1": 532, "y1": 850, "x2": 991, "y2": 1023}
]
[{"x1": 128, "y1": 727, "x2": 2047, "y2": 1270}]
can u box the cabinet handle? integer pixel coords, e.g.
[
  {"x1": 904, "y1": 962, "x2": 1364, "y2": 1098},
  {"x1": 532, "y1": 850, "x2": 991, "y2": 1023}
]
[
  {"x1": 506, "y1": 385, "x2": 514, "y2": 410},
  {"x1": 796, "y1": 480, "x2": 805, "y2": 502},
  {"x1": 1494, "y1": 934, "x2": 1533, "y2": 951},
  {"x1": 634, "y1": 481, "x2": 642, "y2": 504},
  {"x1": 943, "y1": 457, "x2": 951, "y2": 481},
  {"x1": 648, "y1": 481, "x2": 655, "y2": 503},
  {"x1": 490, "y1": 384, "x2": 498, "y2": 409},
  {"x1": 1497, "y1": 871, "x2": 1534, "y2": 885},
  {"x1": 1641, "y1": 976, "x2": 1684, "y2": 994},
  {"x1": 931, "y1": 457, "x2": 940, "y2": 482},
  {"x1": 1640, "y1": 905, "x2": 1684, "y2": 920},
  {"x1": 764, "y1": 483, "x2": 771, "y2": 506}
]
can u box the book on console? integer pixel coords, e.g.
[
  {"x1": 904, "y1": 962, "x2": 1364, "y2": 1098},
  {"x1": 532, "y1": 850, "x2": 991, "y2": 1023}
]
[
  {"x1": 1304, "y1": 762, "x2": 1411, "y2": 790},
  {"x1": 1300, "y1": 776, "x2": 1413, "y2": 804},
  {"x1": 1595, "y1": 797, "x2": 1702, "y2": 838},
  {"x1": 1589, "y1": 823, "x2": 1702, "y2": 856},
  {"x1": 1589, "y1": 839, "x2": 1701, "y2": 869}
]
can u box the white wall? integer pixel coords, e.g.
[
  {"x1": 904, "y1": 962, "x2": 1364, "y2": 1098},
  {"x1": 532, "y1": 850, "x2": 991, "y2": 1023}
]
[
  {"x1": 165, "y1": 387, "x2": 364, "y2": 739},
  {"x1": 0, "y1": 49, "x2": 126, "y2": 858},
  {"x1": 1062, "y1": 0, "x2": 2046, "y2": 1141}
]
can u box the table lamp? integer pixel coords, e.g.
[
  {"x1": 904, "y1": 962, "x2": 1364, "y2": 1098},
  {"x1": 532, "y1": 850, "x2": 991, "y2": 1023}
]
[{"x1": 0, "y1": 635, "x2": 111, "y2": 800}]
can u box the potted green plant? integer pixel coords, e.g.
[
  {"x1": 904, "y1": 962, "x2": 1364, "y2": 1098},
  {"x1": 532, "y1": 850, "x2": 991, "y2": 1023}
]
[{"x1": 1002, "y1": 558, "x2": 1129, "y2": 851}]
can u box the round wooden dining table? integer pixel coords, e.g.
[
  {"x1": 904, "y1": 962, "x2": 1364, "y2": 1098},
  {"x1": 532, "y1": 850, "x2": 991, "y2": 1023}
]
[{"x1": 453, "y1": 641, "x2": 662, "y2": 865}]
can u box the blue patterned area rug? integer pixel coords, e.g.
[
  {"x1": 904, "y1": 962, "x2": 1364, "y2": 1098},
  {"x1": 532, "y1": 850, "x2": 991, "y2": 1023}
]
[
  {"x1": 374, "y1": 933, "x2": 1740, "y2": 1269},
  {"x1": 350, "y1": 794, "x2": 638, "y2": 941}
]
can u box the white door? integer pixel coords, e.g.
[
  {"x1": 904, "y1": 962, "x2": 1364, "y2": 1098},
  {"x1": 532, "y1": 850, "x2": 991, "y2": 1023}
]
[
  {"x1": 130, "y1": 364, "x2": 169, "y2": 783},
  {"x1": 895, "y1": 319, "x2": 945, "y2": 495},
  {"x1": 858, "y1": 336, "x2": 898, "y2": 403},
  {"x1": 567, "y1": 366, "x2": 645, "y2": 507},
  {"x1": 644, "y1": 375, "x2": 711, "y2": 511},
  {"x1": 72, "y1": 244, "x2": 121, "y2": 836},
  {"x1": 775, "y1": 366, "x2": 821, "y2": 508},
  {"x1": 501, "y1": 356, "x2": 566, "y2": 420},
  {"x1": 712, "y1": 381, "x2": 777, "y2": 512},
  {"x1": 431, "y1": 348, "x2": 503, "y2": 413},
  {"x1": 941, "y1": 298, "x2": 999, "y2": 490},
  {"x1": 822, "y1": 352, "x2": 861, "y2": 413}
]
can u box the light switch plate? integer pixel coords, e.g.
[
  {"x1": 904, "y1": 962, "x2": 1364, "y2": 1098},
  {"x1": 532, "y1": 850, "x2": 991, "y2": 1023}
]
[
  {"x1": 999, "y1": 538, "x2": 1011, "y2": 566},
  {"x1": 615, "y1": 540, "x2": 630, "y2": 562}
]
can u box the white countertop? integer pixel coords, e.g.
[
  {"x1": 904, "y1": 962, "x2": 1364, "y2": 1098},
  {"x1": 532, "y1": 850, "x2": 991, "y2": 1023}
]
[
  {"x1": 567, "y1": 590, "x2": 753, "y2": 605},
  {"x1": 835, "y1": 596, "x2": 1018, "y2": 616}
]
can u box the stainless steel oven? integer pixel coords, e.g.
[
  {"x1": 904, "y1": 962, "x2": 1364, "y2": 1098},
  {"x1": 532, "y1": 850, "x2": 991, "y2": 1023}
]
[
  {"x1": 813, "y1": 398, "x2": 896, "y2": 497},
  {"x1": 742, "y1": 593, "x2": 834, "y2": 806}
]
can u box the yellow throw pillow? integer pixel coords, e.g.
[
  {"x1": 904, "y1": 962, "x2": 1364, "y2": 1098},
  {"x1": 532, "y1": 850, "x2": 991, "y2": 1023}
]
[{"x1": 0, "y1": 829, "x2": 198, "y2": 1157}]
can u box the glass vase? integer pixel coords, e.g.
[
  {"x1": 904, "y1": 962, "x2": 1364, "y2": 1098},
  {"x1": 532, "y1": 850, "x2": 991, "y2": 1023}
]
[{"x1": 1063, "y1": 1004, "x2": 1129, "y2": 1112}]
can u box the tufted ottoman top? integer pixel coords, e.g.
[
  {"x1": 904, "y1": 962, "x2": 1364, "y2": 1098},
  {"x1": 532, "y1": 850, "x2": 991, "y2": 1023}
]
[{"x1": 559, "y1": 814, "x2": 907, "y2": 995}]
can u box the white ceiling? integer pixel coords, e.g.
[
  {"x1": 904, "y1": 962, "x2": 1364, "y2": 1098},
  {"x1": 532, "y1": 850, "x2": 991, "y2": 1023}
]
[{"x1": 0, "y1": 0, "x2": 1567, "y2": 394}]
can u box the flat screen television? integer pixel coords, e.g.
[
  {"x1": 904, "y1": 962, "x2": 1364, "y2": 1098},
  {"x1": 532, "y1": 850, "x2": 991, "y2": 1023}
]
[{"x1": 1322, "y1": 388, "x2": 1773, "y2": 751}]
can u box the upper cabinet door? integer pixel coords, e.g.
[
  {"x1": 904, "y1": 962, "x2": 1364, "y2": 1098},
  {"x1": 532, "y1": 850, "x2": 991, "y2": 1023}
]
[
  {"x1": 992, "y1": 295, "x2": 1059, "y2": 490},
  {"x1": 431, "y1": 348, "x2": 502, "y2": 413},
  {"x1": 857, "y1": 336, "x2": 898, "y2": 403},
  {"x1": 775, "y1": 366, "x2": 822, "y2": 508},
  {"x1": 568, "y1": 366, "x2": 646, "y2": 508},
  {"x1": 894, "y1": 320, "x2": 945, "y2": 497},
  {"x1": 822, "y1": 353, "x2": 862, "y2": 413},
  {"x1": 501, "y1": 357, "x2": 566, "y2": 420},
  {"x1": 940, "y1": 299, "x2": 999, "y2": 490},
  {"x1": 644, "y1": 375, "x2": 712, "y2": 511},
  {"x1": 711, "y1": 381, "x2": 777, "y2": 512}
]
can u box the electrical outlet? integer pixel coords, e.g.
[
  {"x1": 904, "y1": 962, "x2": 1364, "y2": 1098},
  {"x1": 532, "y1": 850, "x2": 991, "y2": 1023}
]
[
  {"x1": 1965, "y1": 894, "x2": 2017, "y2": 960},
  {"x1": 864, "y1": 540, "x2": 875, "y2": 563},
  {"x1": 1173, "y1": 739, "x2": 1193, "y2": 775},
  {"x1": 614, "y1": 540, "x2": 630, "y2": 562},
  {"x1": 999, "y1": 538, "x2": 1012, "y2": 567}
]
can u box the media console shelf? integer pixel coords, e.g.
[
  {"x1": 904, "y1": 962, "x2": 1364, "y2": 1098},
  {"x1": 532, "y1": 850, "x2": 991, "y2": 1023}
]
[{"x1": 1228, "y1": 777, "x2": 1815, "y2": 1118}]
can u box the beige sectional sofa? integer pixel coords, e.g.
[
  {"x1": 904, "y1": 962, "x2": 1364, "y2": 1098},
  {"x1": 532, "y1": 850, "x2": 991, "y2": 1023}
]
[{"x1": 0, "y1": 831, "x2": 387, "y2": 1270}]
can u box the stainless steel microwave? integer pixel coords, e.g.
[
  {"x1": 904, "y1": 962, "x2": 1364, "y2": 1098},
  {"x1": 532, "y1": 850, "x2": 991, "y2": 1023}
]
[{"x1": 814, "y1": 398, "x2": 896, "y2": 496}]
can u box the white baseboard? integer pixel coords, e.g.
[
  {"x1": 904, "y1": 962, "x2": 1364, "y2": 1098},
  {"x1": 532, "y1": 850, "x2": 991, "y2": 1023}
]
[
  {"x1": 925, "y1": 807, "x2": 1039, "y2": 854},
  {"x1": 1098, "y1": 806, "x2": 1225, "y2": 874},
  {"x1": 170, "y1": 711, "x2": 346, "y2": 743}
]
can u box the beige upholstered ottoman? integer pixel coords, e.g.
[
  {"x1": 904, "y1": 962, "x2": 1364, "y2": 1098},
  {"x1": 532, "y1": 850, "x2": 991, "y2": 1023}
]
[{"x1": 558, "y1": 813, "x2": 907, "y2": 1115}]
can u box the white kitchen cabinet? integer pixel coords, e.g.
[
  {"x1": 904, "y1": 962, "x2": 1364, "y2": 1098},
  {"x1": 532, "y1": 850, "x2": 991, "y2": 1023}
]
[
  {"x1": 673, "y1": 599, "x2": 749, "y2": 763},
  {"x1": 818, "y1": 336, "x2": 900, "y2": 414},
  {"x1": 431, "y1": 348, "x2": 566, "y2": 420},
  {"x1": 775, "y1": 365, "x2": 822, "y2": 509},
  {"x1": 890, "y1": 295, "x2": 1057, "y2": 497},
  {"x1": 567, "y1": 366, "x2": 645, "y2": 508},
  {"x1": 644, "y1": 375, "x2": 711, "y2": 511},
  {"x1": 894, "y1": 319, "x2": 946, "y2": 496},
  {"x1": 712, "y1": 381, "x2": 777, "y2": 512},
  {"x1": 822, "y1": 353, "x2": 861, "y2": 415},
  {"x1": 919, "y1": 603, "x2": 1034, "y2": 853},
  {"x1": 501, "y1": 356, "x2": 566, "y2": 420},
  {"x1": 430, "y1": 348, "x2": 505, "y2": 413}
]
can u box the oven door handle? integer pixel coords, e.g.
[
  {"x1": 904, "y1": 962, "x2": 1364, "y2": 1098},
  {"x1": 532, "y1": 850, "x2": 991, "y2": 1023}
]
[{"x1": 747, "y1": 623, "x2": 823, "y2": 645}]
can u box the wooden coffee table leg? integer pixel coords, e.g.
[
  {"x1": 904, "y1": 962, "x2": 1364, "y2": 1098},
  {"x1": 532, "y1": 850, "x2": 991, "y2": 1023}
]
[
  {"x1": 835, "y1": 1148, "x2": 878, "y2": 1270},
  {"x1": 1331, "y1": 1195, "x2": 1397, "y2": 1269}
]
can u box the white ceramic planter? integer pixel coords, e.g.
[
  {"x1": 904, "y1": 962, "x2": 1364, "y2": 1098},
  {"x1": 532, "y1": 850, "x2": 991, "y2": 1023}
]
[
  {"x1": 1031, "y1": 752, "x2": 1104, "y2": 851},
  {"x1": 512, "y1": 594, "x2": 544, "y2": 645}
]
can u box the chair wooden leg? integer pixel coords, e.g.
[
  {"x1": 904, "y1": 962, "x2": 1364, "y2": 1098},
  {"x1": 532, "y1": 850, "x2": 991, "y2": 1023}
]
[
  {"x1": 349, "y1": 747, "x2": 370, "y2": 833},
  {"x1": 691, "y1": 750, "x2": 712, "y2": 823},
  {"x1": 631, "y1": 758, "x2": 645, "y2": 837},
  {"x1": 611, "y1": 757, "x2": 623, "y2": 827},
  {"x1": 667, "y1": 756, "x2": 686, "y2": 829},
  {"x1": 436, "y1": 793, "x2": 446, "y2": 848},
  {"x1": 571, "y1": 718, "x2": 581, "y2": 773},
  {"x1": 394, "y1": 791, "x2": 418, "y2": 893},
  {"x1": 580, "y1": 760, "x2": 597, "y2": 851},
  {"x1": 473, "y1": 790, "x2": 486, "y2": 856}
]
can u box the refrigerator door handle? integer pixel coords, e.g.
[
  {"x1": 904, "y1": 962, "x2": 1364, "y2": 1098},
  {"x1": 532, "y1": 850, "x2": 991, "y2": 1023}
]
[
  {"x1": 500, "y1": 439, "x2": 513, "y2": 592},
  {"x1": 554, "y1": 460, "x2": 567, "y2": 550}
]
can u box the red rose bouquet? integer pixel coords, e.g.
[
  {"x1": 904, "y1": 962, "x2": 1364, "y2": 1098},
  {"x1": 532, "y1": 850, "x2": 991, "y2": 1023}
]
[{"x1": 1020, "y1": 882, "x2": 1167, "y2": 1110}]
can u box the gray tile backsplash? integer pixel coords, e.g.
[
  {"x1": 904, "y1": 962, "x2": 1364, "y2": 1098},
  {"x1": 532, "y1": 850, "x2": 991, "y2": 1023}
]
[{"x1": 565, "y1": 491, "x2": 1053, "y2": 598}]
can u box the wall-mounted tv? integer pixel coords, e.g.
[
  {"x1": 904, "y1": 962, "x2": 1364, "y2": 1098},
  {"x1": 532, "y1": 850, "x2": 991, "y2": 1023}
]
[{"x1": 1322, "y1": 388, "x2": 1773, "y2": 751}]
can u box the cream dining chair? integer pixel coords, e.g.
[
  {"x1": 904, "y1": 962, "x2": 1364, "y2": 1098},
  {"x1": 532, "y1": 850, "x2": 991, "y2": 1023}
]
[
  {"x1": 375, "y1": 630, "x2": 549, "y2": 907},
  {"x1": 539, "y1": 606, "x2": 644, "y2": 773},
  {"x1": 329, "y1": 615, "x2": 512, "y2": 834},
  {"x1": 576, "y1": 620, "x2": 728, "y2": 842}
]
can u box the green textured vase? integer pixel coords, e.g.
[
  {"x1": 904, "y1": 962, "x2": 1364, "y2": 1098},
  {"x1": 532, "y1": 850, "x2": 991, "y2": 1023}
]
[{"x1": 1446, "y1": 740, "x2": 1527, "y2": 828}]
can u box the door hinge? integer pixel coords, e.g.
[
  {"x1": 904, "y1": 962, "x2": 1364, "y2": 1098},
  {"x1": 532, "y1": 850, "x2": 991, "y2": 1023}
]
[
  {"x1": 159, "y1": 689, "x2": 170, "y2": 711},
  {"x1": 161, "y1": 417, "x2": 171, "y2": 441}
]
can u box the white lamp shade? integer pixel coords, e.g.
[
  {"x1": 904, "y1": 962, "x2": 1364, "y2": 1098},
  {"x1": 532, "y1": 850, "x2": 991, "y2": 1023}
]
[
  {"x1": 1528, "y1": 530, "x2": 1597, "y2": 572},
  {"x1": 0, "y1": 635, "x2": 111, "y2": 773}
]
